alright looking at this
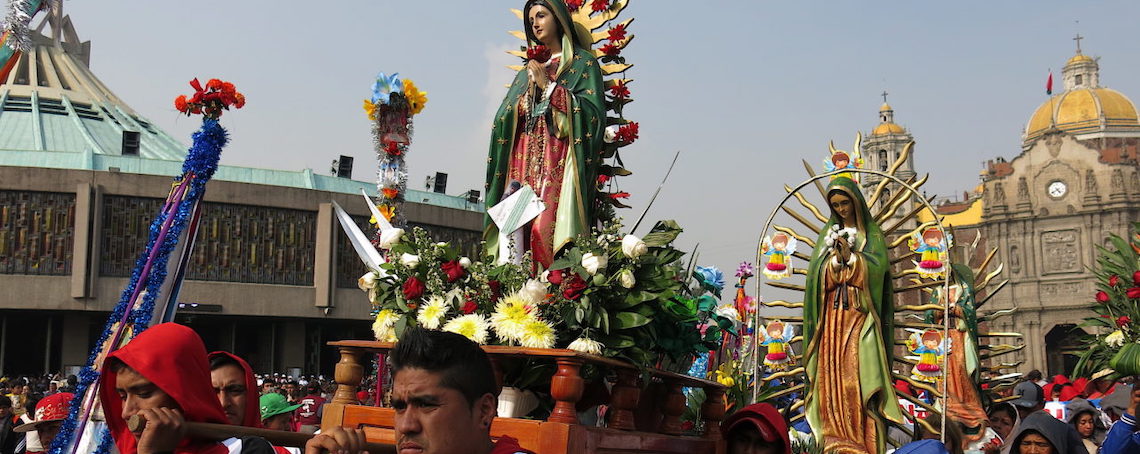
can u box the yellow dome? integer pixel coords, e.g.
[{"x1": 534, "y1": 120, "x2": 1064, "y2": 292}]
[
  {"x1": 872, "y1": 122, "x2": 906, "y2": 135},
  {"x1": 880, "y1": 102, "x2": 892, "y2": 112},
  {"x1": 1068, "y1": 54, "x2": 1094, "y2": 65},
  {"x1": 1025, "y1": 87, "x2": 1140, "y2": 141}
]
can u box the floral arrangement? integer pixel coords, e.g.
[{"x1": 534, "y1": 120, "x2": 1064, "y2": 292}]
[
  {"x1": 1075, "y1": 221, "x2": 1140, "y2": 378},
  {"x1": 823, "y1": 225, "x2": 858, "y2": 267},
  {"x1": 174, "y1": 78, "x2": 246, "y2": 119},
  {"x1": 363, "y1": 72, "x2": 428, "y2": 227},
  {"x1": 357, "y1": 217, "x2": 736, "y2": 374}
]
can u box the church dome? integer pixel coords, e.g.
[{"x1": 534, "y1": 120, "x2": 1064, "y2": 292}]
[
  {"x1": 872, "y1": 122, "x2": 906, "y2": 135},
  {"x1": 1023, "y1": 49, "x2": 1140, "y2": 144},
  {"x1": 1025, "y1": 88, "x2": 1140, "y2": 141}
]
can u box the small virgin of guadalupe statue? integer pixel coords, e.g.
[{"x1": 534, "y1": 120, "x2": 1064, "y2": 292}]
[
  {"x1": 802, "y1": 177, "x2": 904, "y2": 454},
  {"x1": 484, "y1": 0, "x2": 606, "y2": 268}
]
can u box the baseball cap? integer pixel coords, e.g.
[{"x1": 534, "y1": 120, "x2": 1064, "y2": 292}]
[
  {"x1": 15, "y1": 392, "x2": 74, "y2": 432},
  {"x1": 260, "y1": 392, "x2": 301, "y2": 420},
  {"x1": 1011, "y1": 381, "x2": 1044, "y2": 408}
]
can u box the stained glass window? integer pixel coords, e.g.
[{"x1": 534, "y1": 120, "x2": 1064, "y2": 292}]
[{"x1": 0, "y1": 191, "x2": 75, "y2": 275}]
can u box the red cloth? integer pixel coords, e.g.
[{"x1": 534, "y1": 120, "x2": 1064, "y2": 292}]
[
  {"x1": 208, "y1": 351, "x2": 263, "y2": 428},
  {"x1": 100, "y1": 323, "x2": 230, "y2": 454},
  {"x1": 720, "y1": 403, "x2": 791, "y2": 454},
  {"x1": 490, "y1": 436, "x2": 534, "y2": 454},
  {"x1": 295, "y1": 394, "x2": 326, "y2": 426}
]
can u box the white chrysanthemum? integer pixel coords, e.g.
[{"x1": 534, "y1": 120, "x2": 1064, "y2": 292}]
[
  {"x1": 518, "y1": 279, "x2": 548, "y2": 305},
  {"x1": 1106, "y1": 330, "x2": 1126, "y2": 348},
  {"x1": 518, "y1": 319, "x2": 556, "y2": 349},
  {"x1": 372, "y1": 309, "x2": 400, "y2": 342},
  {"x1": 417, "y1": 296, "x2": 449, "y2": 330},
  {"x1": 716, "y1": 304, "x2": 741, "y2": 322},
  {"x1": 490, "y1": 293, "x2": 533, "y2": 342},
  {"x1": 567, "y1": 337, "x2": 604, "y2": 355},
  {"x1": 443, "y1": 314, "x2": 490, "y2": 344}
]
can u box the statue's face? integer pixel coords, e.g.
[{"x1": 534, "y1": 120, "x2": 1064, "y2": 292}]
[
  {"x1": 829, "y1": 192, "x2": 855, "y2": 225},
  {"x1": 528, "y1": 5, "x2": 559, "y2": 47}
]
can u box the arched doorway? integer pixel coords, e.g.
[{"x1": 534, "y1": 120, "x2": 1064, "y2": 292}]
[{"x1": 1044, "y1": 324, "x2": 1085, "y2": 377}]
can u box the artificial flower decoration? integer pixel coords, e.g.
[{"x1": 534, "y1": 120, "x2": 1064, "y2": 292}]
[
  {"x1": 526, "y1": 45, "x2": 552, "y2": 64},
  {"x1": 600, "y1": 43, "x2": 621, "y2": 57},
  {"x1": 370, "y1": 72, "x2": 403, "y2": 105},
  {"x1": 736, "y1": 262, "x2": 755, "y2": 278},
  {"x1": 403, "y1": 78, "x2": 428, "y2": 115},
  {"x1": 1117, "y1": 316, "x2": 1132, "y2": 328},
  {"x1": 607, "y1": 24, "x2": 627, "y2": 42},
  {"x1": 615, "y1": 122, "x2": 639, "y2": 143},
  {"x1": 1097, "y1": 291, "x2": 1111, "y2": 303},
  {"x1": 561, "y1": 274, "x2": 588, "y2": 300},
  {"x1": 565, "y1": 0, "x2": 584, "y2": 11},
  {"x1": 694, "y1": 266, "x2": 726, "y2": 295},
  {"x1": 591, "y1": 0, "x2": 609, "y2": 13},
  {"x1": 1110, "y1": 275, "x2": 1121, "y2": 287},
  {"x1": 402, "y1": 276, "x2": 425, "y2": 300},
  {"x1": 441, "y1": 259, "x2": 465, "y2": 282},
  {"x1": 362, "y1": 99, "x2": 377, "y2": 119},
  {"x1": 382, "y1": 187, "x2": 400, "y2": 199},
  {"x1": 609, "y1": 80, "x2": 630, "y2": 99},
  {"x1": 174, "y1": 78, "x2": 245, "y2": 120},
  {"x1": 568, "y1": 337, "x2": 604, "y2": 355}
]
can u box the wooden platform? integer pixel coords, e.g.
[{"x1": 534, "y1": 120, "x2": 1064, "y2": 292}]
[{"x1": 320, "y1": 341, "x2": 728, "y2": 454}]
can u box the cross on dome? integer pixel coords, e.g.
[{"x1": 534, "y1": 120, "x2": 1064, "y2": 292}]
[{"x1": 1073, "y1": 33, "x2": 1084, "y2": 54}]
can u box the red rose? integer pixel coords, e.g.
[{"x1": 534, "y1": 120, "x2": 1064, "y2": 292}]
[
  {"x1": 402, "y1": 276, "x2": 425, "y2": 300},
  {"x1": 488, "y1": 280, "x2": 503, "y2": 302},
  {"x1": 1110, "y1": 275, "x2": 1121, "y2": 287},
  {"x1": 1134, "y1": 271, "x2": 1140, "y2": 285},
  {"x1": 547, "y1": 269, "x2": 566, "y2": 285},
  {"x1": 526, "y1": 45, "x2": 551, "y2": 64},
  {"x1": 441, "y1": 260, "x2": 465, "y2": 282},
  {"x1": 562, "y1": 274, "x2": 588, "y2": 300},
  {"x1": 461, "y1": 300, "x2": 478, "y2": 314},
  {"x1": 1096, "y1": 291, "x2": 1111, "y2": 303},
  {"x1": 1128, "y1": 287, "x2": 1140, "y2": 299},
  {"x1": 1118, "y1": 316, "x2": 1131, "y2": 327}
]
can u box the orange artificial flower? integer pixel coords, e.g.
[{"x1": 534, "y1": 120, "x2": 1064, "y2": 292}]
[{"x1": 382, "y1": 187, "x2": 399, "y2": 199}]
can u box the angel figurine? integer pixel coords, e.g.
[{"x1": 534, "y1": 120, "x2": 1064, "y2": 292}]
[
  {"x1": 909, "y1": 228, "x2": 951, "y2": 278},
  {"x1": 823, "y1": 149, "x2": 863, "y2": 182},
  {"x1": 760, "y1": 320, "x2": 796, "y2": 371},
  {"x1": 761, "y1": 233, "x2": 797, "y2": 280},
  {"x1": 906, "y1": 329, "x2": 950, "y2": 384}
]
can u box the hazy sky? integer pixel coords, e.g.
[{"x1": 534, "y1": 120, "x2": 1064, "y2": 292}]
[{"x1": 64, "y1": 1, "x2": 1140, "y2": 304}]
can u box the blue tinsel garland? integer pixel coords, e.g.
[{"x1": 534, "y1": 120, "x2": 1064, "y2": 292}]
[{"x1": 51, "y1": 119, "x2": 227, "y2": 454}]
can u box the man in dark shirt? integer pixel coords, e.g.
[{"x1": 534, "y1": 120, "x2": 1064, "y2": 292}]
[{"x1": 0, "y1": 398, "x2": 18, "y2": 454}]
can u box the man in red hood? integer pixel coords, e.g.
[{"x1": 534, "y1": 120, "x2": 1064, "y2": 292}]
[
  {"x1": 209, "y1": 352, "x2": 261, "y2": 428},
  {"x1": 99, "y1": 323, "x2": 365, "y2": 454},
  {"x1": 720, "y1": 403, "x2": 791, "y2": 454}
]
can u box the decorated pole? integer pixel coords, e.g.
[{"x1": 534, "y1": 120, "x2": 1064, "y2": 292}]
[
  {"x1": 363, "y1": 72, "x2": 427, "y2": 229},
  {"x1": 52, "y1": 79, "x2": 245, "y2": 454},
  {"x1": 0, "y1": 0, "x2": 49, "y2": 81}
]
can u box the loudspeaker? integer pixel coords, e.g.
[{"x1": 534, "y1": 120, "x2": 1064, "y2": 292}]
[
  {"x1": 336, "y1": 155, "x2": 354, "y2": 179},
  {"x1": 433, "y1": 172, "x2": 448, "y2": 194},
  {"x1": 121, "y1": 131, "x2": 140, "y2": 156},
  {"x1": 466, "y1": 190, "x2": 480, "y2": 203}
]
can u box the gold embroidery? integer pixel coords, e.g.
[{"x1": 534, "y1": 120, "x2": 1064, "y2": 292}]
[
  {"x1": 498, "y1": 138, "x2": 508, "y2": 145},
  {"x1": 574, "y1": 138, "x2": 582, "y2": 144}
]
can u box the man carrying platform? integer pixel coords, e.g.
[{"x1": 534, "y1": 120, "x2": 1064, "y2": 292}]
[
  {"x1": 390, "y1": 328, "x2": 532, "y2": 454},
  {"x1": 98, "y1": 322, "x2": 365, "y2": 454}
]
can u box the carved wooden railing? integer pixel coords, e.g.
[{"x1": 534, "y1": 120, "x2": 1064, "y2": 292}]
[{"x1": 321, "y1": 340, "x2": 727, "y2": 454}]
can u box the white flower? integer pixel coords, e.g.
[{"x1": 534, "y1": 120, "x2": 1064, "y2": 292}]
[
  {"x1": 372, "y1": 310, "x2": 400, "y2": 342},
  {"x1": 442, "y1": 314, "x2": 491, "y2": 344},
  {"x1": 357, "y1": 272, "x2": 377, "y2": 292},
  {"x1": 378, "y1": 228, "x2": 404, "y2": 249},
  {"x1": 435, "y1": 242, "x2": 448, "y2": 247},
  {"x1": 518, "y1": 319, "x2": 556, "y2": 349},
  {"x1": 417, "y1": 296, "x2": 449, "y2": 330},
  {"x1": 1107, "y1": 330, "x2": 1126, "y2": 348},
  {"x1": 399, "y1": 253, "x2": 420, "y2": 268},
  {"x1": 459, "y1": 257, "x2": 472, "y2": 268},
  {"x1": 518, "y1": 279, "x2": 548, "y2": 304},
  {"x1": 491, "y1": 293, "x2": 534, "y2": 343},
  {"x1": 582, "y1": 252, "x2": 607, "y2": 275},
  {"x1": 540, "y1": 270, "x2": 551, "y2": 283},
  {"x1": 568, "y1": 337, "x2": 604, "y2": 355},
  {"x1": 603, "y1": 124, "x2": 621, "y2": 143},
  {"x1": 716, "y1": 304, "x2": 741, "y2": 322},
  {"x1": 619, "y1": 269, "x2": 636, "y2": 289},
  {"x1": 621, "y1": 235, "x2": 648, "y2": 259}
]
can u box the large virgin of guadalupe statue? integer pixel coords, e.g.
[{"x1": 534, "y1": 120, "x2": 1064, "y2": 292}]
[
  {"x1": 928, "y1": 264, "x2": 988, "y2": 444},
  {"x1": 802, "y1": 177, "x2": 904, "y2": 454},
  {"x1": 483, "y1": 0, "x2": 606, "y2": 267}
]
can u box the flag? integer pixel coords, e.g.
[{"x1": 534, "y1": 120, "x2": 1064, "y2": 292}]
[{"x1": 1046, "y1": 71, "x2": 1053, "y2": 95}]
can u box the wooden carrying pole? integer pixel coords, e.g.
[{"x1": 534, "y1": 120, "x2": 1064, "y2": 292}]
[{"x1": 128, "y1": 415, "x2": 394, "y2": 453}]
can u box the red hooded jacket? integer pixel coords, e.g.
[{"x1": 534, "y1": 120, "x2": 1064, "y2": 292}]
[
  {"x1": 100, "y1": 323, "x2": 230, "y2": 454},
  {"x1": 720, "y1": 403, "x2": 791, "y2": 454},
  {"x1": 208, "y1": 351, "x2": 263, "y2": 428}
]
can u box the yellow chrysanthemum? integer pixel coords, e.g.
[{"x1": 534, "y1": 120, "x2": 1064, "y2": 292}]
[
  {"x1": 518, "y1": 319, "x2": 556, "y2": 349},
  {"x1": 490, "y1": 292, "x2": 533, "y2": 343},
  {"x1": 363, "y1": 99, "x2": 377, "y2": 120},
  {"x1": 417, "y1": 296, "x2": 449, "y2": 330},
  {"x1": 442, "y1": 314, "x2": 490, "y2": 344},
  {"x1": 403, "y1": 79, "x2": 428, "y2": 115},
  {"x1": 372, "y1": 309, "x2": 400, "y2": 342}
]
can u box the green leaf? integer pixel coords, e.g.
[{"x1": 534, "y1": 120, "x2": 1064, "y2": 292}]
[
  {"x1": 697, "y1": 295, "x2": 719, "y2": 312},
  {"x1": 613, "y1": 312, "x2": 651, "y2": 329},
  {"x1": 550, "y1": 258, "x2": 574, "y2": 271},
  {"x1": 641, "y1": 220, "x2": 683, "y2": 247},
  {"x1": 600, "y1": 334, "x2": 635, "y2": 349}
]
